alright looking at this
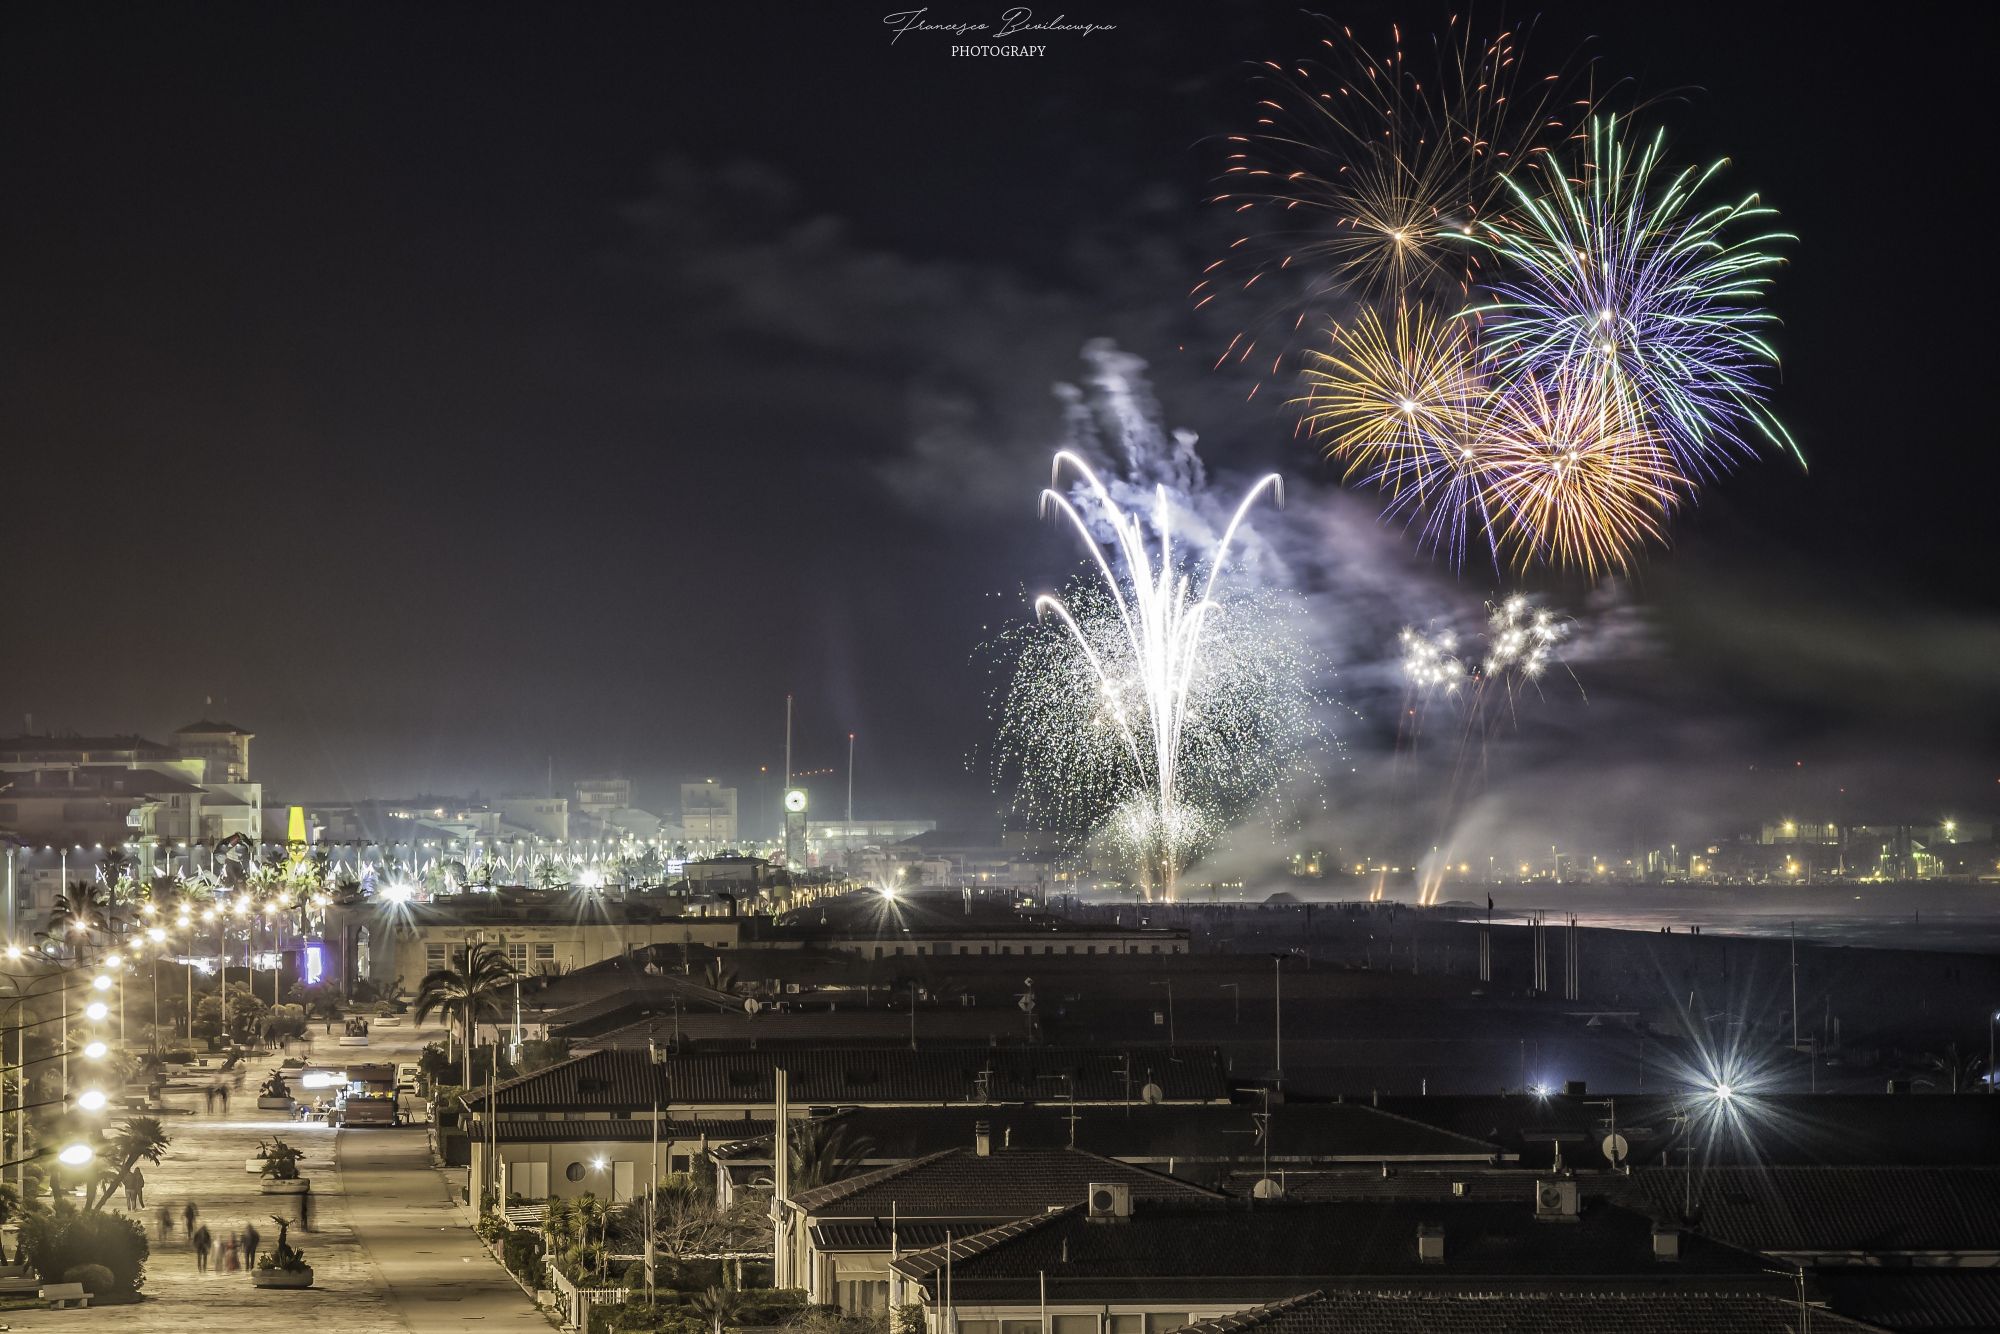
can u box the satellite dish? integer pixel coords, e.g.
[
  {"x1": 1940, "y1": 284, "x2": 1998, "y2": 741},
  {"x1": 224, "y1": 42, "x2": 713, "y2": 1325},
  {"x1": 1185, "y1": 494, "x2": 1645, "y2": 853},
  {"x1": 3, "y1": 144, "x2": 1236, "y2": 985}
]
[
  {"x1": 743, "y1": 997, "x2": 762, "y2": 1016},
  {"x1": 1601, "y1": 1133, "x2": 1629, "y2": 1167},
  {"x1": 1251, "y1": 1177, "x2": 1285, "y2": 1200},
  {"x1": 1139, "y1": 1081, "x2": 1164, "y2": 1105}
]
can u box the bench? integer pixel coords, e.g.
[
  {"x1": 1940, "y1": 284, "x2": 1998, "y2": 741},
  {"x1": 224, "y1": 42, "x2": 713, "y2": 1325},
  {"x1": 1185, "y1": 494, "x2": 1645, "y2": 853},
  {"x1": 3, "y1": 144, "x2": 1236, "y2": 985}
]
[{"x1": 40, "y1": 1281, "x2": 92, "y2": 1308}]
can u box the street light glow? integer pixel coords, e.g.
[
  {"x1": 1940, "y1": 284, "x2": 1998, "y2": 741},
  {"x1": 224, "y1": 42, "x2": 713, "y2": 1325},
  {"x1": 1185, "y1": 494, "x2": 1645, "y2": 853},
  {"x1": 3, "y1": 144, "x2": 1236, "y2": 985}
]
[
  {"x1": 91, "y1": 974, "x2": 113, "y2": 991},
  {"x1": 58, "y1": 1143, "x2": 94, "y2": 1167},
  {"x1": 85, "y1": 1001, "x2": 109, "y2": 1022},
  {"x1": 83, "y1": 1041, "x2": 109, "y2": 1060},
  {"x1": 77, "y1": 1089, "x2": 108, "y2": 1112}
]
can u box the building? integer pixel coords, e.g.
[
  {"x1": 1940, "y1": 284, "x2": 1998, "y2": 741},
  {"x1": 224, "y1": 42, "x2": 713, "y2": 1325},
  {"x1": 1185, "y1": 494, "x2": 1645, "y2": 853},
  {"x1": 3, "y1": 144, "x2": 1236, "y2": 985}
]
[
  {"x1": 888, "y1": 1192, "x2": 1800, "y2": 1331},
  {"x1": 174, "y1": 720, "x2": 254, "y2": 782},
  {"x1": 777, "y1": 1145, "x2": 1224, "y2": 1310},
  {"x1": 497, "y1": 796, "x2": 568, "y2": 841},
  {"x1": 809, "y1": 819, "x2": 937, "y2": 863},
  {"x1": 573, "y1": 778, "x2": 632, "y2": 824},
  {"x1": 682, "y1": 780, "x2": 738, "y2": 844}
]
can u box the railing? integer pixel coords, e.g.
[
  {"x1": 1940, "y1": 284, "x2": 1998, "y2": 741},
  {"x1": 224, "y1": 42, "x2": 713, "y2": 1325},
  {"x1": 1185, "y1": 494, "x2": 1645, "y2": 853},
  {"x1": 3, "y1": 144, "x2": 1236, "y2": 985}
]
[{"x1": 543, "y1": 1258, "x2": 628, "y2": 1334}]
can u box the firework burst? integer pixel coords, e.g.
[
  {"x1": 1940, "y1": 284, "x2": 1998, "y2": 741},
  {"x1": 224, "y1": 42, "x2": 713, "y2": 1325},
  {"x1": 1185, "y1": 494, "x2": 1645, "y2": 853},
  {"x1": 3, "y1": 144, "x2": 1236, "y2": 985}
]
[
  {"x1": 993, "y1": 451, "x2": 1323, "y2": 899},
  {"x1": 1471, "y1": 114, "x2": 1801, "y2": 481}
]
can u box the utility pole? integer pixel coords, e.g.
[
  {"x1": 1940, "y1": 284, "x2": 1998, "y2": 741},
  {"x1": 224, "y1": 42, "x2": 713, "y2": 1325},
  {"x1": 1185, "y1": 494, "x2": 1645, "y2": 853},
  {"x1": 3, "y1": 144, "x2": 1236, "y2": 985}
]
[
  {"x1": 783, "y1": 695, "x2": 793, "y2": 792},
  {"x1": 846, "y1": 733, "x2": 855, "y2": 824},
  {"x1": 1789, "y1": 922, "x2": 1799, "y2": 1049},
  {"x1": 1272, "y1": 955, "x2": 1284, "y2": 1088}
]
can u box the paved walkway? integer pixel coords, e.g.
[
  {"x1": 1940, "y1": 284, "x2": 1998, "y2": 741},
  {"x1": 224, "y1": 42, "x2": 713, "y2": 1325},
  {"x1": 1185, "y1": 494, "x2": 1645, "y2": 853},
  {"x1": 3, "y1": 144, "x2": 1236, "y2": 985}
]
[{"x1": 3, "y1": 1023, "x2": 545, "y2": 1333}]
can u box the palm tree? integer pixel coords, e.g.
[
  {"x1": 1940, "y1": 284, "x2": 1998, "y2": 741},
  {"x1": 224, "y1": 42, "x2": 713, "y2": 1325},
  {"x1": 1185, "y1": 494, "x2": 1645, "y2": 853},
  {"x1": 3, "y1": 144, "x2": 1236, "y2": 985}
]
[
  {"x1": 413, "y1": 942, "x2": 518, "y2": 1090},
  {"x1": 788, "y1": 1120, "x2": 876, "y2": 1191},
  {"x1": 87, "y1": 1116, "x2": 170, "y2": 1212},
  {"x1": 689, "y1": 1285, "x2": 738, "y2": 1334},
  {"x1": 45, "y1": 881, "x2": 112, "y2": 963}
]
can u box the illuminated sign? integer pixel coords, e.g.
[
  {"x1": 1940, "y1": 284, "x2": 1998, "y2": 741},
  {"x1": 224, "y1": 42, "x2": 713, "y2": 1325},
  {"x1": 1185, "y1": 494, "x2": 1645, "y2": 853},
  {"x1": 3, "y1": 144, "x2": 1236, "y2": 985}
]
[
  {"x1": 300, "y1": 1070, "x2": 349, "y2": 1089},
  {"x1": 304, "y1": 942, "x2": 324, "y2": 986}
]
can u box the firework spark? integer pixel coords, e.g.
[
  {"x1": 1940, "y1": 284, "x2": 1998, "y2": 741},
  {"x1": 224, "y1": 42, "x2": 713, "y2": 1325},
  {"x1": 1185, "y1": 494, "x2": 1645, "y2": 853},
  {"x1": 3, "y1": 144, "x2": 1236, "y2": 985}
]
[
  {"x1": 1471, "y1": 115, "x2": 1801, "y2": 481},
  {"x1": 995, "y1": 451, "x2": 1321, "y2": 899},
  {"x1": 1400, "y1": 624, "x2": 1464, "y2": 693}
]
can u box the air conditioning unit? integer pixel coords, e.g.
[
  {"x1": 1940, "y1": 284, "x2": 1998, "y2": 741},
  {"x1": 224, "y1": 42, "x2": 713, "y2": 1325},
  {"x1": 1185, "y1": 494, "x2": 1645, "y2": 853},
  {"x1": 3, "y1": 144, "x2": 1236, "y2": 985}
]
[
  {"x1": 1535, "y1": 1179, "x2": 1579, "y2": 1219},
  {"x1": 1086, "y1": 1182, "x2": 1132, "y2": 1220}
]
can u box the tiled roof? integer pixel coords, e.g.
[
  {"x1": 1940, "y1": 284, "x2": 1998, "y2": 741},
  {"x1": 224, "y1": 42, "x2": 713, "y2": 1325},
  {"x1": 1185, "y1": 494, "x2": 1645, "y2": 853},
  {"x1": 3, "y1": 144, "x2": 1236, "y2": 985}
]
[
  {"x1": 789, "y1": 1146, "x2": 1222, "y2": 1218},
  {"x1": 1817, "y1": 1270, "x2": 2000, "y2": 1333},
  {"x1": 176, "y1": 720, "x2": 252, "y2": 735},
  {"x1": 1220, "y1": 1168, "x2": 1643, "y2": 1206},
  {"x1": 462, "y1": 1045, "x2": 1229, "y2": 1112},
  {"x1": 1636, "y1": 1166, "x2": 2000, "y2": 1253},
  {"x1": 489, "y1": 1117, "x2": 771, "y2": 1143},
  {"x1": 1175, "y1": 1289, "x2": 1886, "y2": 1334},
  {"x1": 709, "y1": 1103, "x2": 1498, "y2": 1166},
  {"x1": 889, "y1": 1198, "x2": 1777, "y2": 1301},
  {"x1": 1377, "y1": 1094, "x2": 2000, "y2": 1169}
]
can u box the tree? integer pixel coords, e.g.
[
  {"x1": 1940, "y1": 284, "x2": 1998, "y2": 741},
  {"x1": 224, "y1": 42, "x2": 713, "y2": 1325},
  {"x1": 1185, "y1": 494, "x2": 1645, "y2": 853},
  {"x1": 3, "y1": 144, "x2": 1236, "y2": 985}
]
[
  {"x1": 690, "y1": 1285, "x2": 739, "y2": 1334},
  {"x1": 44, "y1": 882, "x2": 112, "y2": 962},
  {"x1": 788, "y1": 1121, "x2": 875, "y2": 1192},
  {"x1": 413, "y1": 942, "x2": 519, "y2": 1090},
  {"x1": 87, "y1": 1117, "x2": 170, "y2": 1212}
]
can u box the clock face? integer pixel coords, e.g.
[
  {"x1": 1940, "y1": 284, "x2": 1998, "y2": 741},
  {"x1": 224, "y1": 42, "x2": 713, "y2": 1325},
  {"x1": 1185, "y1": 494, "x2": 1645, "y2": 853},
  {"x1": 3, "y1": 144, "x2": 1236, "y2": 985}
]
[{"x1": 784, "y1": 789, "x2": 807, "y2": 813}]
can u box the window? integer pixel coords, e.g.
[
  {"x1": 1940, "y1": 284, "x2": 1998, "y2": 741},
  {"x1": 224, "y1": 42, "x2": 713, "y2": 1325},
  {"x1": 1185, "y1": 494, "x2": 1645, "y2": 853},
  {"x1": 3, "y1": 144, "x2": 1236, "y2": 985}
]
[
  {"x1": 505, "y1": 943, "x2": 529, "y2": 968},
  {"x1": 565, "y1": 1162, "x2": 586, "y2": 1182},
  {"x1": 670, "y1": 1153, "x2": 690, "y2": 1174},
  {"x1": 426, "y1": 945, "x2": 447, "y2": 972},
  {"x1": 1002, "y1": 1321, "x2": 1039, "y2": 1334},
  {"x1": 1145, "y1": 1317, "x2": 1188, "y2": 1334},
  {"x1": 1108, "y1": 1318, "x2": 1143, "y2": 1334},
  {"x1": 838, "y1": 1280, "x2": 890, "y2": 1313},
  {"x1": 1053, "y1": 1318, "x2": 1097, "y2": 1334},
  {"x1": 534, "y1": 943, "x2": 556, "y2": 962}
]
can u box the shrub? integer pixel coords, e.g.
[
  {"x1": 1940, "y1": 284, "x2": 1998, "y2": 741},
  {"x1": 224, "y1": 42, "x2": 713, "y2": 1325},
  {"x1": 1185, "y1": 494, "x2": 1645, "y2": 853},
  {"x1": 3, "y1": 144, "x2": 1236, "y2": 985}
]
[
  {"x1": 475, "y1": 1211, "x2": 508, "y2": 1244},
  {"x1": 63, "y1": 1263, "x2": 116, "y2": 1295},
  {"x1": 501, "y1": 1231, "x2": 544, "y2": 1284},
  {"x1": 22, "y1": 1208, "x2": 149, "y2": 1293}
]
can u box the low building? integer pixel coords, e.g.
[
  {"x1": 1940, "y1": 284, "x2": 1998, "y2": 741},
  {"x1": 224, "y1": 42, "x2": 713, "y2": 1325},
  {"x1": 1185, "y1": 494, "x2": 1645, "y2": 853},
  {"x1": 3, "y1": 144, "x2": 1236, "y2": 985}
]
[{"x1": 778, "y1": 1145, "x2": 1224, "y2": 1311}]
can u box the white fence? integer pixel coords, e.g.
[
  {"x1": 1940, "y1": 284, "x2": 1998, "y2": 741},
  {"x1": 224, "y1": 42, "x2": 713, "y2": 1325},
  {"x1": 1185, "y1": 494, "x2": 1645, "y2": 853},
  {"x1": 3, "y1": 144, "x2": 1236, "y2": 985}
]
[{"x1": 544, "y1": 1258, "x2": 629, "y2": 1334}]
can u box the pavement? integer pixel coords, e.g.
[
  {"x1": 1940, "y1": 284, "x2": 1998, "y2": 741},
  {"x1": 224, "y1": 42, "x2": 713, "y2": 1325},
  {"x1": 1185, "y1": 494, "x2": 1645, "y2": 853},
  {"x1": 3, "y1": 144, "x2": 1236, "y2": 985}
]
[{"x1": 2, "y1": 1019, "x2": 548, "y2": 1333}]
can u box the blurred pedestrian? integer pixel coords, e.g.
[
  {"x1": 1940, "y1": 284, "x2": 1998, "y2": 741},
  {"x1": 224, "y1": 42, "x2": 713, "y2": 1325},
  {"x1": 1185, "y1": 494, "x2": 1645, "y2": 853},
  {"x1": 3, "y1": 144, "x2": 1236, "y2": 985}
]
[
  {"x1": 191, "y1": 1223, "x2": 212, "y2": 1273},
  {"x1": 243, "y1": 1219, "x2": 261, "y2": 1266},
  {"x1": 221, "y1": 1236, "x2": 239, "y2": 1272},
  {"x1": 183, "y1": 1200, "x2": 199, "y2": 1235},
  {"x1": 157, "y1": 1203, "x2": 174, "y2": 1241},
  {"x1": 218, "y1": 1084, "x2": 230, "y2": 1112},
  {"x1": 125, "y1": 1166, "x2": 146, "y2": 1209}
]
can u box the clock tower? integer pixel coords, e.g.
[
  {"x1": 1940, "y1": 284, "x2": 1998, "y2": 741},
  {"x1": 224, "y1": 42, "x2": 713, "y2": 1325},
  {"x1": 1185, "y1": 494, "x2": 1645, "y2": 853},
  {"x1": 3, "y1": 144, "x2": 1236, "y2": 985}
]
[{"x1": 783, "y1": 787, "x2": 808, "y2": 866}]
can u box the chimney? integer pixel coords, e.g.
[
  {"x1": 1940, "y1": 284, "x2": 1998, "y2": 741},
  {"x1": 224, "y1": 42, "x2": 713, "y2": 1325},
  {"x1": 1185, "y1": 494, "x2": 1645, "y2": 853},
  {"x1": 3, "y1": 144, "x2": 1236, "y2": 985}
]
[
  {"x1": 1416, "y1": 1224, "x2": 1445, "y2": 1264},
  {"x1": 1003, "y1": 1125, "x2": 1013, "y2": 1149},
  {"x1": 1651, "y1": 1224, "x2": 1681, "y2": 1262},
  {"x1": 1564, "y1": 1080, "x2": 1587, "y2": 1097},
  {"x1": 974, "y1": 1120, "x2": 992, "y2": 1156}
]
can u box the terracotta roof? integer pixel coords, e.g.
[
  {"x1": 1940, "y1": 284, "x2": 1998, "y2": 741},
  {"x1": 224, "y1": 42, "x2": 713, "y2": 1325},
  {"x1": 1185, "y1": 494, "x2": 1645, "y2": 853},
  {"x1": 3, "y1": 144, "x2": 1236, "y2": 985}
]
[
  {"x1": 176, "y1": 720, "x2": 253, "y2": 735},
  {"x1": 488, "y1": 1117, "x2": 771, "y2": 1143},
  {"x1": 788, "y1": 1145, "x2": 1222, "y2": 1218},
  {"x1": 1174, "y1": 1289, "x2": 1886, "y2": 1334}
]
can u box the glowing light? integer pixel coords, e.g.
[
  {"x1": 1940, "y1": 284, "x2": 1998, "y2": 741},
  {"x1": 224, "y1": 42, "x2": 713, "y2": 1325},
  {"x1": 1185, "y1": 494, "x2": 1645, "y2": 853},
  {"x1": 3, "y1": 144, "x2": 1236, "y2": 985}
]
[
  {"x1": 91, "y1": 974, "x2": 112, "y2": 992},
  {"x1": 76, "y1": 1089, "x2": 108, "y2": 1112},
  {"x1": 85, "y1": 1002, "x2": 109, "y2": 1022},
  {"x1": 82, "y1": 1041, "x2": 108, "y2": 1060},
  {"x1": 58, "y1": 1143, "x2": 94, "y2": 1167}
]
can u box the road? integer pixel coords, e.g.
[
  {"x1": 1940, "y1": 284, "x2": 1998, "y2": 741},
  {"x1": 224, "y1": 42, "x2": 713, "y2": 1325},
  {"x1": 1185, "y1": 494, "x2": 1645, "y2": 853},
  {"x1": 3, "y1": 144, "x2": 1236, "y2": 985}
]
[{"x1": 2, "y1": 1022, "x2": 545, "y2": 1332}]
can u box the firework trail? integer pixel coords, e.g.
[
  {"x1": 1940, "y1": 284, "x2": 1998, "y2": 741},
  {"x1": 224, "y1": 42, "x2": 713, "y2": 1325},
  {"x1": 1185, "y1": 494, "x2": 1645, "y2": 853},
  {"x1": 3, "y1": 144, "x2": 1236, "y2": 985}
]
[{"x1": 994, "y1": 451, "x2": 1323, "y2": 900}]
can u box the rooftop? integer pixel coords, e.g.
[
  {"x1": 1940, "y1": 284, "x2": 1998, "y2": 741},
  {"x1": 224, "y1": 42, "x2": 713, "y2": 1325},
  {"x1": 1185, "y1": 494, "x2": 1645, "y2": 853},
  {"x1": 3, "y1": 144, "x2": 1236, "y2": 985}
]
[
  {"x1": 789, "y1": 1145, "x2": 1222, "y2": 1219},
  {"x1": 463, "y1": 1044, "x2": 1231, "y2": 1113},
  {"x1": 1173, "y1": 1288, "x2": 1884, "y2": 1334},
  {"x1": 890, "y1": 1198, "x2": 1778, "y2": 1301}
]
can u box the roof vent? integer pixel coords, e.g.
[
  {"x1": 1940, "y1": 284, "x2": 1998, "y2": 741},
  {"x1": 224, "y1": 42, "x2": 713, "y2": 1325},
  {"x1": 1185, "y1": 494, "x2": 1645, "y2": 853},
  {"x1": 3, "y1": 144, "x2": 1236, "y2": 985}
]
[
  {"x1": 974, "y1": 1121, "x2": 993, "y2": 1157},
  {"x1": 1651, "y1": 1225, "x2": 1681, "y2": 1262},
  {"x1": 1563, "y1": 1080, "x2": 1587, "y2": 1097},
  {"x1": 1416, "y1": 1224, "x2": 1445, "y2": 1263}
]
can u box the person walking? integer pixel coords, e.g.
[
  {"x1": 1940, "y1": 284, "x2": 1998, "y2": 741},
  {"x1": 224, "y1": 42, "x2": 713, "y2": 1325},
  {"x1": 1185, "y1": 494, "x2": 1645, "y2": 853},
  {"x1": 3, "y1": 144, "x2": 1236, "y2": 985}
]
[
  {"x1": 243, "y1": 1219, "x2": 262, "y2": 1267},
  {"x1": 125, "y1": 1166, "x2": 146, "y2": 1209},
  {"x1": 221, "y1": 1236, "x2": 239, "y2": 1272},
  {"x1": 191, "y1": 1223, "x2": 213, "y2": 1273},
  {"x1": 218, "y1": 1083, "x2": 230, "y2": 1112},
  {"x1": 183, "y1": 1200, "x2": 199, "y2": 1236},
  {"x1": 157, "y1": 1203, "x2": 174, "y2": 1241}
]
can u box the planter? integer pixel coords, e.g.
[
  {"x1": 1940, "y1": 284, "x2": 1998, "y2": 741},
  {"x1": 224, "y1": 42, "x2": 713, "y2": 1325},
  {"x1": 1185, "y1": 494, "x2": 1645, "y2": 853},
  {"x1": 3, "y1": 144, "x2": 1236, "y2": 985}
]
[
  {"x1": 257, "y1": 1097, "x2": 295, "y2": 1110},
  {"x1": 260, "y1": 1178, "x2": 311, "y2": 1196},
  {"x1": 335, "y1": 1035, "x2": 369, "y2": 1047},
  {"x1": 247, "y1": 1157, "x2": 308, "y2": 1172},
  {"x1": 252, "y1": 1266, "x2": 314, "y2": 1289}
]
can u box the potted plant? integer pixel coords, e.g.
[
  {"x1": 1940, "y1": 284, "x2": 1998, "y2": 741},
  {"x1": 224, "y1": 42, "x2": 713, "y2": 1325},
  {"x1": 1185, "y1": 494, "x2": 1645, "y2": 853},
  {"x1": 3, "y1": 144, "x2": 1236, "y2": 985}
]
[
  {"x1": 256, "y1": 1071, "x2": 294, "y2": 1111},
  {"x1": 257, "y1": 1138, "x2": 310, "y2": 1195},
  {"x1": 251, "y1": 1215, "x2": 314, "y2": 1289}
]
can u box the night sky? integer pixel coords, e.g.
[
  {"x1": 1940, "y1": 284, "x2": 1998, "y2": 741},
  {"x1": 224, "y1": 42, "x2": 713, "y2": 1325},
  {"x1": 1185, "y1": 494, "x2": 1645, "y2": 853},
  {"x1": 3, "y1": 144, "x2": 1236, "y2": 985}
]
[{"x1": 4, "y1": 2, "x2": 1994, "y2": 843}]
